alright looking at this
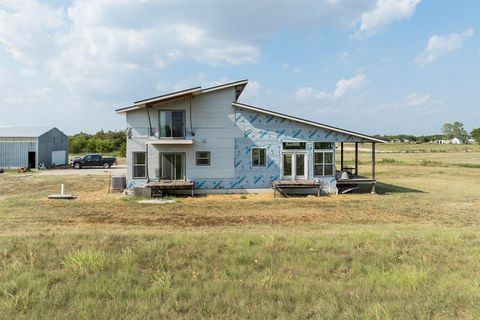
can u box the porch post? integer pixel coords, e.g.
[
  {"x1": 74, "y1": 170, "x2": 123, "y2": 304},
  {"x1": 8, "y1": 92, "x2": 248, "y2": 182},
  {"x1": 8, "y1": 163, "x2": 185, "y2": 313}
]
[
  {"x1": 371, "y1": 142, "x2": 376, "y2": 194},
  {"x1": 355, "y1": 142, "x2": 358, "y2": 176},
  {"x1": 340, "y1": 142, "x2": 344, "y2": 171}
]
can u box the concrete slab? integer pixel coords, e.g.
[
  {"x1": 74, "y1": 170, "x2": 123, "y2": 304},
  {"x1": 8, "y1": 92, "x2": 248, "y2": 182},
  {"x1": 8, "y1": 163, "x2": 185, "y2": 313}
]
[{"x1": 48, "y1": 194, "x2": 76, "y2": 200}]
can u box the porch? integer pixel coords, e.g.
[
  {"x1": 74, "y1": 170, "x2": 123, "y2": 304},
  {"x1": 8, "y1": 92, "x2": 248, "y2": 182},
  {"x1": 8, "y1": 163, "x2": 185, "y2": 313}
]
[
  {"x1": 336, "y1": 141, "x2": 377, "y2": 194},
  {"x1": 272, "y1": 180, "x2": 322, "y2": 198},
  {"x1": 145, "y1": 180, "x2": 194, "y2": 197}
]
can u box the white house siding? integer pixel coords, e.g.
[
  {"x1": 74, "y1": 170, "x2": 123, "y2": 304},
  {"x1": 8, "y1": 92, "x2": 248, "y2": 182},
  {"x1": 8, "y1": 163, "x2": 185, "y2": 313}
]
[
  {"x1": 0, "y1": 138, "x2": 37, "y2": 168},
  {"x1": 125, "y1": 87, "x2": 243, "y2": 187}
]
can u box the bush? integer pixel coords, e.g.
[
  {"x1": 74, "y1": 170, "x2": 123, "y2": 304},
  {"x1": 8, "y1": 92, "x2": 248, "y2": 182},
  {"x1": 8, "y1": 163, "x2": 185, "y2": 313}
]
[{"x1": 69, "y1": 130, "x2": 126, "y2": 155}]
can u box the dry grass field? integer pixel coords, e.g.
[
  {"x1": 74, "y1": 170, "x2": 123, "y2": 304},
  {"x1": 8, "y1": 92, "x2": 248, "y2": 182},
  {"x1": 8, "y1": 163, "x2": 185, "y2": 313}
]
[{"x1": 1, "y1": 144, "x2": 480, "y2": 319}]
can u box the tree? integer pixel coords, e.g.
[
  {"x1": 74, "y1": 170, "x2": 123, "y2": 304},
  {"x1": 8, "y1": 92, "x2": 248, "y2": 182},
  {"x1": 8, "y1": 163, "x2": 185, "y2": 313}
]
[
  {"x1": 442, "y1": 121, "x2": 468, "y2": 142},
  {"x1": 471, "y1": 128, "x2": 480, "y2": 144}
]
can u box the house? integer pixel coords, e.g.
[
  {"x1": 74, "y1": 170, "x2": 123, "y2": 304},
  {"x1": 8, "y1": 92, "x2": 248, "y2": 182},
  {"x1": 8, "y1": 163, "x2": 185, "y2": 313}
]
[
  {"x1": 467, "y1": 138, "x2": 477, "y2": 145},
  {"x1": 450, "y1": 137, "x2": 462, "y2": 144},
  {"x1": 116, "y1": 80, "x2": 385, "y2": 196},
  {"x1": 390, "y1": 139, "x2": 402, "y2": 143},
  {"x1": 0, "y1": 127, "x2": 68, "y2": 169}
]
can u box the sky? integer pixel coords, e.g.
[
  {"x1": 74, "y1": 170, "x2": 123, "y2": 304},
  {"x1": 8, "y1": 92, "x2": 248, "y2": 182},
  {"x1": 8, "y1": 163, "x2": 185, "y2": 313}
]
[{"x1": 0, "y1": 0, "x2": 478, "y2": 135}]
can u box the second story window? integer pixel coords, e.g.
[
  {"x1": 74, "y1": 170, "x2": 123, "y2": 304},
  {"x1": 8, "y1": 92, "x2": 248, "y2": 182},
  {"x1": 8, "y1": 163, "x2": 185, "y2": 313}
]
[{"x1": 159, "y1": 110, "x2": 185, "y2": 138}]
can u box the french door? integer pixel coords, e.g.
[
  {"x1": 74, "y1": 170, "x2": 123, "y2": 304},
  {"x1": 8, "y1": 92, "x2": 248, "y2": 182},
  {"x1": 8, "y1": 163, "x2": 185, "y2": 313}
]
[
  {"x1": 159, "y1": 153, "x2": 185, "y2": 180},
  {"x1": 282, "y1": 152, "x2": 307, "y2": 180}
]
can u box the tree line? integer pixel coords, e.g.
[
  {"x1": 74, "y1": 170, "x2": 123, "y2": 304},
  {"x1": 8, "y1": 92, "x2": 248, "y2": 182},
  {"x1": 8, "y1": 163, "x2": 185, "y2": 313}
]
[
  {"x1": 69, "y1": 130, "x2": 126, "y2": 156},
  {"x1": 375, "y1": 122, "x2": 480, "y2": 144}
]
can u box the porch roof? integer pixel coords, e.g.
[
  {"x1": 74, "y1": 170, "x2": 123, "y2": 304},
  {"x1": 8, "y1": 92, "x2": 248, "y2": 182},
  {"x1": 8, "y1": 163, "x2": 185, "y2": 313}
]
[{"x1": 232, "y1": 102, "x2": 386, "y2": 143}]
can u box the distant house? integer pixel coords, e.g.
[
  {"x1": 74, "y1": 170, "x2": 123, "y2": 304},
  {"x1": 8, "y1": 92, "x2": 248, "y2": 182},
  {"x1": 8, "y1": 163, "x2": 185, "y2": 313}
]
[
  {"x1": 390, "y1": 139, "x2": 402, "y2": 143},
  {"x1": 0, "y1": 127, "x2": 68, "y2": 169},
  {"x1": 116, "y1": 80, "x2": 386, "y2": 195},
  {"x1": 467, "y1": 138, "x2": 477, "y2": 144},
  {"x1": 450, "y1": 137, "x2": 462, "y2": 144}
]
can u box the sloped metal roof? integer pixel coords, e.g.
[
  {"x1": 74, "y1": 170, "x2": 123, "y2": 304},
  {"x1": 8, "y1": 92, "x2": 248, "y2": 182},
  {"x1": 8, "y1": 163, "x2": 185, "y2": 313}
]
[
  {"x1": 116, "y1": 79, "x2": 248, "y2": 113},
  {"x1": 0, "y1": 127, "x2": 53, "y2": 138},
  {"x1": 232, "y1": 102, "x2": 387, "y2": 143}
]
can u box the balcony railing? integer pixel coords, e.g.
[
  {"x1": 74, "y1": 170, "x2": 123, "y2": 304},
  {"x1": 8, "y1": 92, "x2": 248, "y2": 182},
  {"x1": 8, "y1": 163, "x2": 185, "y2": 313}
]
[{"x1": 126, "y1": 127, "x2": 194, "y2": 140}]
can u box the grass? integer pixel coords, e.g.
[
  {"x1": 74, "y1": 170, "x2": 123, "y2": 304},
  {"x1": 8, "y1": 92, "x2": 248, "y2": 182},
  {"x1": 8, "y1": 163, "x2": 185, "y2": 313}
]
[{"x1": 1, "y1": 146, "x2": 480, "y2": 319}]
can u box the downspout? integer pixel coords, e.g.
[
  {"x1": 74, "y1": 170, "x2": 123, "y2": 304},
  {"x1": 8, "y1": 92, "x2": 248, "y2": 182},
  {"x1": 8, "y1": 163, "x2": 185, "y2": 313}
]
[
  {"x1": 146, "y1": 105, "x2": 152, "y2": 182},
  {"x1": 146, "y1": 105, "x2": 153, "y2": 137},
  {"x1": 189, "y1": 96, "x2": 194, "y2": 137},
  {"x1": 146, "y1": 143, "x2": 149, "y2": 183}
]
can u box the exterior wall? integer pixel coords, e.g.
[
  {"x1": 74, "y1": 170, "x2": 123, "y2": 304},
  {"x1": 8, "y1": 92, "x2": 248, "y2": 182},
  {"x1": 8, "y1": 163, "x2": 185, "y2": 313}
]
[
  {"x1": 192, "y1": 107, "x2": 363, "y2": 193},
  {"x1": 125, "y1": 87, "x2": 243, "y2": 188},
  {"x1": 37, "y1": 128, "x2": 69, "y2": 167},
  {"x1": 124, "y1": 91, "x2": 367, "y2": 194},
  {"x1": 0, "y1": 138, "x2": 37, "y2": 168}
]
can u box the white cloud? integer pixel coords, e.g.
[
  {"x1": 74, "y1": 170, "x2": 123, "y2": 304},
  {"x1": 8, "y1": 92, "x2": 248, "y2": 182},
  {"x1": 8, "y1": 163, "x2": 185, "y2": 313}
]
[
  {"x1": 415, "y1": 28, "x2": 475, "y2": 66},
  {"x1": 296, "y1": 74, "x2": 367, "y2": 100},
  {"x1": 355, "y1": 0, "x2": 420, "y2": 38},
  {"x1": 0, "y1": 0, "x2": 65, "y2": 64},
  {"x1": 333, "y1": 74, "x2": 367, "y2": 98},
  {"x1": 372, "y1": 92, "x2": 441, "y2": 113},
  {"x1": 241, "y1": 81, "x2": 260, "y2": 98}
]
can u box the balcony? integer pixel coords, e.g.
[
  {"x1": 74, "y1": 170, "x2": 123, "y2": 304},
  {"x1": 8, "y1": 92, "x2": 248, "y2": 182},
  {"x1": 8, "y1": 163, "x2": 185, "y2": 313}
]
[{"x1": 127, "y1": 127, "x2": 194, "y2": 145}]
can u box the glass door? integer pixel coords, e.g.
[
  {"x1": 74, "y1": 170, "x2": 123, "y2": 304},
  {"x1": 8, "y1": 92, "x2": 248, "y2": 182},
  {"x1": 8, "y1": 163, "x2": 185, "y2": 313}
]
[
  {"x1": 282, "y1": 152, "x2": 307, "y2": 180},
  {"x1": 159, "y1": 153, "x2": 185, "y2": 180},
  {"x1": 283, "y1": 153, "x2": 293, "y2": 179},
  {"x1": 295, "y1": 153, "x2": 306, "y2": 179}
]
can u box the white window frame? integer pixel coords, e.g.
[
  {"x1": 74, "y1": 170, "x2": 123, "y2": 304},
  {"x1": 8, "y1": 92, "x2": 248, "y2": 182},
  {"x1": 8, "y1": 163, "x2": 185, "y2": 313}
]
[
  {"x1": 251, "y1": 147, "x2": 267, "y2": 167},
  {"x1": 196, "y1": 151, "x2": 211, "y2": 166},
  {"x1": 282, "y1": 141, "x2": 307, "y2": 150},
  {"x1": 313, "y1": 151, "x2": 335, "y2": 177},
  {"x1": 132, "y1": 152, "x2": 147, "y2": 179}
]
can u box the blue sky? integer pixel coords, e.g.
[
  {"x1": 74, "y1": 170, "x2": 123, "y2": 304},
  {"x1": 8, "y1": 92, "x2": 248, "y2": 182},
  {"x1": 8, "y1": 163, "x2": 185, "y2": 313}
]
[{"x1": 0, "y1": 0, "x2": 478, "y2": 135}]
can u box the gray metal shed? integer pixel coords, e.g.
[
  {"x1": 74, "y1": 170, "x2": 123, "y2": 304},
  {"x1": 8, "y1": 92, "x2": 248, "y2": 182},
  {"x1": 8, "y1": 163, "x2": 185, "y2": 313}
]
[{"x1": 0, "y1": 127, "x2": 69, "y2": 169}]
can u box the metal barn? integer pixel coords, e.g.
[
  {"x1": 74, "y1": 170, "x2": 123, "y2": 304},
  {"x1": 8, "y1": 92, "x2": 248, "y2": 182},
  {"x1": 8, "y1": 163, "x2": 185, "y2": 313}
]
[{"x1": 0, "y1": 127, "x2": 69, "y2": 169}]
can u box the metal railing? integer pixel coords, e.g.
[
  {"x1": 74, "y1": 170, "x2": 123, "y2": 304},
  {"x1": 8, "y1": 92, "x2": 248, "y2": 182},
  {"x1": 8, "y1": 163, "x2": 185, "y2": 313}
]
[{"x1": 126, "y1": 127, "x2": 194, "y2": 139}]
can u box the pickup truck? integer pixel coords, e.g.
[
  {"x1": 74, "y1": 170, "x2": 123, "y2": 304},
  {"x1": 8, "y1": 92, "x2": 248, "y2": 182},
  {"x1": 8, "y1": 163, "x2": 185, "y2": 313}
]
[{"x1": 71, "y1": 154, "x2": 117, "y2": 169}]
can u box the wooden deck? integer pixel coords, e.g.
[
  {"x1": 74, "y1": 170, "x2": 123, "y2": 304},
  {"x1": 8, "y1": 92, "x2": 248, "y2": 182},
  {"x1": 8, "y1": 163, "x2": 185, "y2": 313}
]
[
  {"x1": 272, "y1": 180, "x2": 321, "y2": 197},
  {"x1": 336, "y1": 178, "x2": 376, "y2": 185},
  {"x1": 336, "y1": 176, "x2": 377, "y2": 194},
  {"x1": 146, "y1": 180, "x2": 194, "y2": 197}
]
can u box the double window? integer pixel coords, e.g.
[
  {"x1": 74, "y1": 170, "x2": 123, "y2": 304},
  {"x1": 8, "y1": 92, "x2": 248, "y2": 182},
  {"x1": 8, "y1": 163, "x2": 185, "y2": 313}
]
[
  {"x1": 313, "y1": 142, "x2": 334, "y2": 176},
  {"x1": 252, "y1": 148, "x2": 266, "y2": 167},
  {"x1": 159, "y1": 110, "x2": 185, "y2": 138},
  {"x1": 133, "y1": 152, "x2": 146, "y2": 178},
  {"x1": 196, "y1": 151, "x2": 211, "y2": 166}
]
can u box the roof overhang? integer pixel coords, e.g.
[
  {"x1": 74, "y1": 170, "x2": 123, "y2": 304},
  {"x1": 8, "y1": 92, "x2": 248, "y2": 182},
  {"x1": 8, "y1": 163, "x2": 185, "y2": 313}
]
[
  {"x1": 116, "y1": 79, "x2": 249, "y2": 114},
  {"x1": 232, "y1": 102, "x2": 386, "y2": 143}
]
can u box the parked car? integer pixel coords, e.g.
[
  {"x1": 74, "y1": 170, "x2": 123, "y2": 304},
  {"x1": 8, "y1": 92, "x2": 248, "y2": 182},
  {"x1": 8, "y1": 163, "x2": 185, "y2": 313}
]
[{"x1": 71, "y1": 154, "x2": 117, "y2": 169}]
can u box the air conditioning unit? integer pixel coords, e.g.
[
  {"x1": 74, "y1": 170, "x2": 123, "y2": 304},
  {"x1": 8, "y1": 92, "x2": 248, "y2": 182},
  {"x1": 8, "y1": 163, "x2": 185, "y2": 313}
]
[{"x1": 111, "y1": 176, "x2": 126, "y2": 191}]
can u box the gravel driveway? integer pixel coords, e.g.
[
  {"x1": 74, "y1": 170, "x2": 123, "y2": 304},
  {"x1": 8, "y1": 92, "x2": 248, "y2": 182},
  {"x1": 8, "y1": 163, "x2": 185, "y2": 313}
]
[{"x1": 37, "y1": 165, "x2": 126, "y2": 176}]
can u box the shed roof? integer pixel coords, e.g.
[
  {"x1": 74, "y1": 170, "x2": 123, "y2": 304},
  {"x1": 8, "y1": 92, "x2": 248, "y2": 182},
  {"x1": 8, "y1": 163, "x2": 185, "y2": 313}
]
[
  {"x1": 0, "y1": 127, "x2": 54, "y2": 138},
  {"x1": 116, "y1": 79, "x2": 248, "y2": 114},
  {"x1": 232, "y1": 102, "x2": 386, "y2": 143}
]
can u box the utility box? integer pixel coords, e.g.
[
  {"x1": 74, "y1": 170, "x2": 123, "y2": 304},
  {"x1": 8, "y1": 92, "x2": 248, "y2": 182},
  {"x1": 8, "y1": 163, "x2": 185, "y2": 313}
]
[{"x1": 111, "y1": 176, "x2": 126, "y2": 191}]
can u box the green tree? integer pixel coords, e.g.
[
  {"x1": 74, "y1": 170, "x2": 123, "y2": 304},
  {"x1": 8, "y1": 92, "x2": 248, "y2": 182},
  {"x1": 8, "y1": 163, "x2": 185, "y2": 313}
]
[
  {"x1": 442, "y1": 121, "x2": 468, "y2": 142},
  {"x1": 470, "y1": 128, "x2": 480, "y2": 144},
  {"x1": 68, "y1": 130, "x2": 126, "y2": 155}
]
